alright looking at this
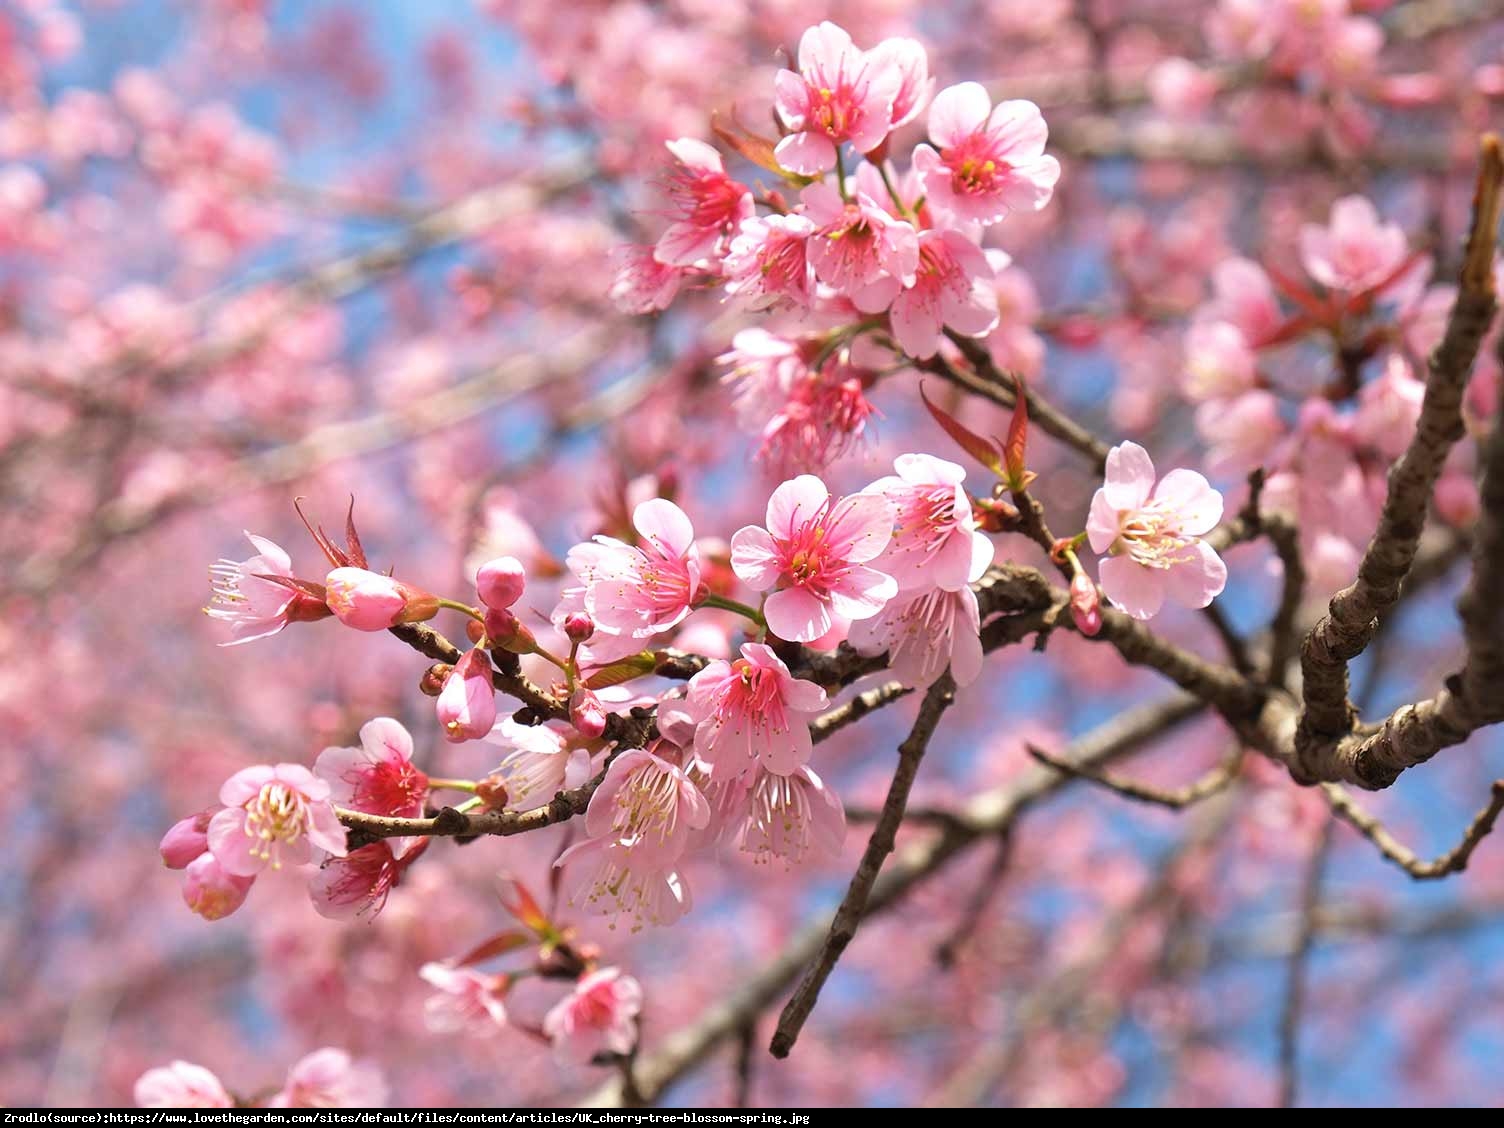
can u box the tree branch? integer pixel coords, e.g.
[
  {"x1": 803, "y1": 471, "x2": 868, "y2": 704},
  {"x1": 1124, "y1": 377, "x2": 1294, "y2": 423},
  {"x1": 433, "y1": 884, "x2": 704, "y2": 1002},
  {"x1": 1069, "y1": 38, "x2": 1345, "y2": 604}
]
[
  {"x1": 1322, "y1": 779, "x2": 1504, "y2": 878},
  {"x1": 1026, "y1": 742, "x2": 1244, "y2": 809}
]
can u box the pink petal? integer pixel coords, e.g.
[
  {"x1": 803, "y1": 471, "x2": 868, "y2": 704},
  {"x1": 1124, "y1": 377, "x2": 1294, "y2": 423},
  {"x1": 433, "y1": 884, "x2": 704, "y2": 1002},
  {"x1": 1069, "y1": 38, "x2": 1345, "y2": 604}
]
[
  {"x1": 633, "y1": 498, "x2": 695, "y2": 558},
  {"x1": 360, "y1": 716, "x2": 414, "y2": 765},
  {"x1": 829, "y1": 566, "x2": 898, "y2": 621},
  {"x1": 765, "y1": 474, "x2": 831, "y2": 537},
  {"x1": 1103, "y1": 442, "x2": 1156, "y2": 510},
  {"x1": 729, "y1": 526, "x2": 781, "y2": 590},
  {"x1": 799, "y1": 20, "x2": 853, "y2": 76},
  {"x1": 1086, "y1": 489, "x2": 1122, "y2": 554},
  {"x1": 775, "y1": 131, "x2": 836, "y2": 176},
  {"x1": 1099, "y1": 555, "x2": 1167, "y2": 621},
  {"x1": 664, "y1": 137, "x2": 722, "y2": 174},
  {"x1": 219, "y1": 765, "x2": 274, "y2": 808},
  {"x1": 928, "y1": 81, "x2": 992, "y2": 147},
  {"x1": 826, "y1": 492, "x2": 895, "y2": 562},
  {"x1": 306, "y1": 802, "x2": 349, "y2": 857},
  {"x1": 773, "y1": 69, "x2": 810, "y2": 129},
  {"x1": 1163, "y1": 540, "x2": 1229, "y2": 609},
  {"x1": 764, "y1": 587, "x2": 832, "y2": 643},
  {"x1": 244, "y1": 533, "x2": 292, "y2": 574},
  {"x1": 1152, "y1": 468, "x2": 1224, "y2": 536},
  {"x1": 206, "y1": 808, "x2": 261, "y2": 876},
  {"x1": 985, "y1": 99, "x2": 1050, "y2": 158}
]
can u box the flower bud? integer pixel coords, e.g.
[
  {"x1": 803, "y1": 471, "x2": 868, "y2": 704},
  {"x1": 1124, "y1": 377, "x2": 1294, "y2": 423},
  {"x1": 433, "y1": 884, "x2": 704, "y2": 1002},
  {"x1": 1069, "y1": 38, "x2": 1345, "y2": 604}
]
[
  {"x1": 325, "y1": 567, "x2": 439, "y2": 631},
  {"x1": 476, "y1": 556, "x2": 527, "y2": 611},
  {"x1": 569, "y1": 687, "x2": 607, "y2": 739},
  {"x1": 182, "y1": 853, "x2": 256, "y2": 921},
  {"x1": 1070, "y1": 572, "x2": 1103, "y2": 638},
  {"x1": 563, "y1": 612, "x2": 595, "y2": 643},
  {"x1": 466, "y1": 618, "x2": 485, "y2": 644},
  {"x1": 160, "y1": 810, "x2": 213, "y2": 869},
  {"x1": 484, "y1": 607, "x2": 537, "y2": 654},
  {"x1": 420, "y1": 663, "x2": 452, "y2": 697},
  {"x1": 437, "y1": 647, "x2": 497, "y2": 743}
]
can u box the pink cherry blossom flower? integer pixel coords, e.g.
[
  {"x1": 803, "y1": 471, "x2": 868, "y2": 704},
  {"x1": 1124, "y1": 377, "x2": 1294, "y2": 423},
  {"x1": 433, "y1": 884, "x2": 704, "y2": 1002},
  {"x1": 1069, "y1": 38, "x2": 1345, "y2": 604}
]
[
  {"x1": 543, "y1": 967, "x2": 644, "y2": 1064},
  {"x1": 563, "y1": 498, "x2": 701, "y2": 660},
  {"x1": 1196, "y1": 390, "x2": 1286, "y2": 474},
  {"x1": 309, "y1": 839, "x2": 425, "y2": 920},
  {"x1": 436, "y1": 647, "x2": 496, "y2": 743},
  {"x1": 772, "y1": 22, "x2": 902, "y2": 174},
  {"x1": 1205, "y1": 257, "x2": 1283, "y2": 345},
  {"x1": 653, "y1": 138, "x2": 753, "y2": 267},
  {"x1": 608, "y1": 244, "x2": 685, "y2": 314},
  {"x1": 1182, "y1": 320, "x2": 1258, "y2": 402},
  {"x1": 722, "y1": 213, "x2": 815, "y2": 310},
  {"x1": 555, "y1": 836, "x2": 694, "y2": 929},
  {"x1": 848, "y1": 585, "x2": 985, "y2": 688},
  {"x1": 134, "y1": 1061, "x2": 233, "y2": 1108},
  {"x1": 719, "y1": 330, "x2": 877, "y2": 474},
  {"x1": 868, "y1": 36, "x2": 933, "y2": 130},
  {"x1": 1069, "y1": 572, "x2": 1103, "y2": 637},
  {"x1": 1148, "y1": 57, "x2": 1218, "y2": 118},
  {"x1": 865, "y1": 453, "x2": 994, "y2": 594},
  {"x1": 1086, "y1": 442, "x2": 1228, "y2": 621},
  {"x1": 912, "y1": 82, "x2": 1060, "y2": 227},
  {"x1": 1299, "y1": 195, "x2": 1409, "y2": 295},
  {"x1": 475, "y1": 555, "x2": 526, "y2": 610},
  {"x1": 802, "y1": 182, "x2": 918, "y2": 312},
  {"x1": 685, "y1": 642, "x2": 828, "y2": 779},
  {"x1": 207, "y1": 763, "x2": 348, "y2": 876},
  {"x1": 1353, "y1": 354, "x2": 1424, "y2": 459},
  {"x1": 181, "y1": 852, "x2": 256, "y2": 921},
  {"x1": 584, "y1": 746, "x2": 710, "y2": 868},
  {"x1": 889, "y1": 229, "x2": 999, "y2": 359},
  {"x1": 324, "y1": 567, "x2": 437, "y2": 631},
  {"x1": 269, "y1": 1049, "x2": 387, "y2": 1109},
  {"x1": 205, "y1": 532, "x2": 327, "y2": 645},
  {"x1": 570, "y1": 687, "x2": 609, "y2": 739},
  {"x1": 483, "y1": 717, "x2": 593, "y2": 812},
  {"x1": 712, "y1": 764, "x2": 846, "y2": 867},
  {"x1": 730, "y1": 474, "x2": 897, "y2": 643},
  {"x1": 419, "y1": 963, "x2": 510, "y2": 1036},
  {"x1": 315, "y1": 716, "x2": 427, "y2": 857},
  {"x1": 160, "y1": 809, "x2": 213, "y2": 869}
]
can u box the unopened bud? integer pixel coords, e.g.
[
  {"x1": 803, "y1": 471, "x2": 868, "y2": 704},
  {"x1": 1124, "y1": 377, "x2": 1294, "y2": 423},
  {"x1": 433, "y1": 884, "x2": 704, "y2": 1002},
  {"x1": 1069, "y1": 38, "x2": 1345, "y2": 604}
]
[
  {"x1": 437, "y1": 647, "x2": 497, "y2": 743},
  {"x1": 325, "y1": 567, "x2": 439, "y2": 631},
  {"x1": 160, "y1": 810, "x2": 214, "y2": 870},
  {"x1": 420, "y1": 663, "x2": 452, "y2": 697},
  {"x1": 476, "y1": 556, "x2": 526, "y2": 611},
  {"x1": 569, "y1": 687, "x2": 607, "y2": 739},
  {"x1": 466, "y1": 618, "x2": 485, "y2": 644},
  {"x1": 1070, "y1": 572, "x2": 1103, "y2": 638},
  {"x1": 563, "y1": 612, "x2": 595, "y2": 643},
  {"x1": 484, "y1": 607, "x2": 537, "y2": 654}
]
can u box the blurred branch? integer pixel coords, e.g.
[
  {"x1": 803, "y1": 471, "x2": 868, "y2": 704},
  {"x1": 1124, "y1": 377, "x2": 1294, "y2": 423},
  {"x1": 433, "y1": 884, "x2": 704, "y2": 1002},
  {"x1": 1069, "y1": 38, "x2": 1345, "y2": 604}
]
[
  {"x1": 1277, "y1": 816, "x2": 1335, "y2": 1108},
  {"x1": 1322, "y1": 779, "x2": 1504, "y2": 878},
  {"x1": 1026, "y1": 741, "x2": 1244, "y2": 809}
]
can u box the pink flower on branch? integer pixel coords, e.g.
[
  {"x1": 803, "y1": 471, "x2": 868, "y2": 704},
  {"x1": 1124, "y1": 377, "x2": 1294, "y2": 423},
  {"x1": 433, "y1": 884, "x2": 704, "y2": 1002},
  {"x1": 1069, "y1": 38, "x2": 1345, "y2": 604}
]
[
  {"x1": 324, "y1": 567, "x2": 439, "y2": 631},
  {"x1": 686, "y1": 642, "x2": 828, "y2": 779},
  {"x1": 864, "y1": 453, "x2": 993, "y2": 594},
  {"x1": 801, "y1": 182, "x2": 918, "y2": 312},
  {"x1": 269, "y1": 1049, "x2": 387, "y2": 1109},
  {"x1": 730, "y1": 474, "x2": 897, "y2": 643},
  {"x1": 848, "y1": 584, "x2": 986, "y2": 688},
  {"x1": 584, "y1": 746, "x2": 710, "y2": 869},
  {"x1": 723, "y1": 213, "x2": 815, "y2": 311},
  {"x1": 556, "y1": 836, "x2": 694, "y2": 930},
  {"x1": 543, "y1": 967, "x2": 643, "y2": 1065},
  {"x1": 654, "y1": 138, "x2": 753, "y2": 267},
  {"x1": 1086, "y1": 442, "x2": 1228, "y2": 621},
  {"x1": 482, "y1": 717, "x2": 592, "y2": 813},
  {"x1": 1299, "y1": 195, "x2": 1409, "y2": 296},
  {"x1": 912, "y1": 82, "x2": 1060, "y2": 227},
  {"x1": 204, "y1": 533, "x2": 329, "y2": 645},
  {"x1": 772, "y1": 21, "x2": 903, "y2": 175},
  {"x1": 712, "y1": 764, "x2": 846, "y2": 868},
  {"x1": 181, "y1": 852, "x2": 256, "y2": 921},
  {"x1": 207, "y1": 763, "x2": 347, "y2": 876},
  {"x1": 889, "y1": 229, "x2": 999, "y2": 359},
  {"x1": 419, "y1": 963, "x2": 511, "y2": 1037},
  {"x1": 436, "y1": 647, "x2": 496, "y2": 743},
  {"x1": 315, "y1": 716, "x2": 427, "y2": 855},
  {"x1": 309, "y1": 839, "x2": 425, "y2": 921},
  {"x1": 134, "y1": 1061, "x2": 233, "y2": 1109}
]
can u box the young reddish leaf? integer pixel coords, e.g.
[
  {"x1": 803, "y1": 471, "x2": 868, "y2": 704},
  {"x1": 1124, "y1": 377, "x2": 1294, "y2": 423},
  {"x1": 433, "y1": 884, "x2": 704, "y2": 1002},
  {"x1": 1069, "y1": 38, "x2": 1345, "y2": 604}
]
[
  {"x1": 497, "y1": 873, "x2": 552, "y2": 936},
  {"x1": 1264, "y1": 261, "x2": 1337, "y2": 325},
  {"x1": 294, "y1": 496, "x2": 349, "y2": 568},
  {"x1": 1250, "y1": 312, "x2": 1317, "y2": 350},
  {"x1": 585, "y1": 652, "x2": 657, "y2": 690},
  {"x1": 1345, "y1": 248, "x2": 1430, "y2": 317},
  {"x1": 1003, "y1": 374, "x2": 1035, "y2": 492},
  {"x1": 453, "y1": 929, "x2": 531, "y2": 968},
  {"x1": 343, "y1": 496, "x2": 369, "y2": 569},
  {"x1": 711, "y1": 111, "x2": 812, "y2": 187},
  {"x1": 253, "y1": 574, "x2": 328, "y2": 600},
  {"x1": 920, "y1": 382, "x2": 1005, "y2": 476}
]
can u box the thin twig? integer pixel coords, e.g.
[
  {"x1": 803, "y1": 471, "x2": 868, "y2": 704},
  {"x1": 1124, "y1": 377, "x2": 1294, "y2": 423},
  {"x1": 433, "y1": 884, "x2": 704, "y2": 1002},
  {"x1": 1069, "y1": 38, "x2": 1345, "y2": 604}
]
[
  {"x1": 1277, "y1": 816, "x2": 1335, "y2": 1108},
  {"x1": 769, "y1": 673, "x2": 957, "y2": 1059},
  {"x1": 1026, "y1": 742, "x2": 1245, "y2": 810},
  {"x1": 1322, "y1": 780, "x2": 1504, "y2": 878}
]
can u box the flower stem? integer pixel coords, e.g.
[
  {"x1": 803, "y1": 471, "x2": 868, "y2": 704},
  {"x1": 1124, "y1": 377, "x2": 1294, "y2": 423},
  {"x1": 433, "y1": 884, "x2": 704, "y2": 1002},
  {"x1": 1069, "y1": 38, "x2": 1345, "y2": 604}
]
[
  {"x1": 698, "y1": 591, "x2": 768, "y2": 628},
  {"x1": 427, "y1": 778, "x2": 479, "y2": 793},
  {"x1": 436, "y1": 597, "x2": 485, "y2": 623},
  {"x1": 835, "y1": 147, "x2": 850, "y2": 202}
]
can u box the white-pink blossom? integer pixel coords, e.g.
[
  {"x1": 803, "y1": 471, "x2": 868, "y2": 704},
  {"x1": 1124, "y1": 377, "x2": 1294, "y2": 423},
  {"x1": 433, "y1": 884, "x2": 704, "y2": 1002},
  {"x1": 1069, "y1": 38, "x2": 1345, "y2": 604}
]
[
  {"x1": 722, "y1": 213, "x2": 815, "y2": 310},
  {"x1": 801, "y1": 182, "x2": 918, "y2": 312},
  {"x1": 269, "y1": 1048, "x2": 387, "y2": 1109},
  {"x1": 543, "y1": 968, "x2": 644, "y2": 1064},
  {"x1": 730, "y1": 475, "x2": 897, "y2": 643},
  {"x1": 864, "y1": 453, "x2": 993, "y2": 594},
  {"x1": 314, "y1": 716, "x2": 427, "y2": 857},
  {"x1": 848, "y1": 584, "x2": 986, "y2": 688},
  {"x1": 482, "y1": 717, "x2": 592, "y2": 813},
  {"x1": 1086, "y1": 442, "x2": 1228, "y2": 621},
  {"x1": 654, "y1": 138, "x2": 753, "y2": 267},
  {"x1": 419, "y1": 963, "x2": 510, "y2": 1036},
  {"x1": 712, "y1": 765, "x2": 847, "y2": 868},
  {"x1": 772, "y1": 22, "x2": 903, "y2": 174},
  {"x1": 1299, "y1": 195, "x2": 1409, "y2": 294},
  {"x1": 686, "y1": 643, "x2": 828, "y2": 779},
  {"x1": 134, "y1": 1061, "x2": 233, "y2": 1108},
  {"x1": 889, "y1": 229, "x2": 998, "y2": 359},
  {"x1": 207, "y1": 763, "x2": 347, "y2": 876}
]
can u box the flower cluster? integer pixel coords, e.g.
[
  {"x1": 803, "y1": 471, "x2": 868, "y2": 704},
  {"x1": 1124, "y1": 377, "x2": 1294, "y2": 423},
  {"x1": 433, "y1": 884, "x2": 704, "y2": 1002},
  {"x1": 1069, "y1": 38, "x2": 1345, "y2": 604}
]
[{"x1": 135, "y1": 1049, "x2": 386, "y2": 1109}]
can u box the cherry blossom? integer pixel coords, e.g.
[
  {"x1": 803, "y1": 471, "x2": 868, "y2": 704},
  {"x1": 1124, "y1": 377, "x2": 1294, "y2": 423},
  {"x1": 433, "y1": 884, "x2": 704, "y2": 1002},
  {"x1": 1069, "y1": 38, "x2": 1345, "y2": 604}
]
[
  {"x1": 204, "y1": 533, "x2": 327, "y2": 645},
  {"x1": 654, "y1": 138, "x2": 753, "y2": 267},
  {"x1": 133, "y1": 1061, "x2": 234, "y2": 1109},
  {"x1": 889, "y1": 229, "x2": 999, "y2": 359},
  {"x1": 685, "y1": 642, "x2": 828, "y2": 778},
  {"x1": 864, "y1": 453, "x2": 993, "y2": 594},
  {"x1": 314, "y1": 716, "x2": 427, "y2": 856},
  {"x1": 1087, "y1": 442, "x2": 1228, "y2": 620},
  {"x1": 419, "y1": 963, "x2": 511, "y2": 1037},
  {"x1": 772, "y1": 22, "x2": 903, "y2": 174},
  {"x1": 268, "y1": 1049, "x2": 388, "y2": 1109},
  {"x1": 730, "y1": 474, "x2": 897, "y2": 642},
  {"x1": 1299, "y1": 195, "x2": 1409, "y2": 295},
  {"x1": 543, "y1": 968, "x2": 644, "y2": 1064},
  {"x1": 207, "y1": 763, "x2": 347, "y2": 875}
]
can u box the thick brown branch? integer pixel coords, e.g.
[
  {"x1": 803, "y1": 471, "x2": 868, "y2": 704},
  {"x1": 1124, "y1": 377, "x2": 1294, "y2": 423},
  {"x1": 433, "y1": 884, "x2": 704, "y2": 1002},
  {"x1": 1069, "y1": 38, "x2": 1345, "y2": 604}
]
[
  {"x1": 769, "y1": 673, "x2": 957, "y2": 1059},
  {"x1": 1295, "y1": 136, "x2": 1502, "y2": 785}
]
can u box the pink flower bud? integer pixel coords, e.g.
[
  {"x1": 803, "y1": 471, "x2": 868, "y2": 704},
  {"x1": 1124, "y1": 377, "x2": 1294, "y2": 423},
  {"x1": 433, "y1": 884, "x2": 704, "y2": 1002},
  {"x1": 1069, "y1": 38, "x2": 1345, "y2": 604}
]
[
  {"x1": 476, "y1": 556, "x2": 527, "y2": 610},
  {"x1": 160, "y1": 810, "x2": 213, "y2": 869},
  {"x1": 484, "y1": 607, "x2": 538, "y2": 654},
  {"x1": 182, "y1": 853, "x2": 256, "y2": 921},
  {"x1": 570, "y1": 688, "x2": 608, "y2": 739},
  {"x1": 563, "y1": 612, "x2": 595, "y2": 642},
  {"x1": 420, "y1": 663, "x2": 451, "y2": 696},
  {"x1": 325, "y1": 568, "x2": 439, "y2": 631},
  {"x1": 1070, "y1": 572, "x2": 1103, "y2": 637},
  {"x1": 437, "y1": 647, "x2": 496, "y2": 743}
]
